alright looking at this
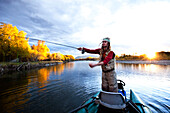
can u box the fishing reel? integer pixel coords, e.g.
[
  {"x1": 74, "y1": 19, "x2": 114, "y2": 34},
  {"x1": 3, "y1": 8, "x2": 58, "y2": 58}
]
[
  {"x1": 77, "y1": 47, "x2": 85, "y2": 54},
  {"x1": 82, "y1": 49, "x2": 85, "y2": 54},
  {"x1": 117, "y1": 79, "x2": 125, "y2": 90}
]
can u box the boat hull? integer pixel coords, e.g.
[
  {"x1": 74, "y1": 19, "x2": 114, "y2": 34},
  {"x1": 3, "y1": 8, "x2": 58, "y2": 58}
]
[
  {"x1": 130, "y1": 89, "x2": 152, "y2": 113},
  {"x1": 71, "y1": 90, "x2": 152, "y2": 113}
]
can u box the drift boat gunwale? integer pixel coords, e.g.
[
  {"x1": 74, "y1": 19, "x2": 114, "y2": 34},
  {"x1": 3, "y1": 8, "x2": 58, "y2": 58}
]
[
  {"x1": 130, "y1": 89, "x2": 152, "y2": 113},
  {"x1": 70, "y1": 80, "x2": 152, "y2": 113}
]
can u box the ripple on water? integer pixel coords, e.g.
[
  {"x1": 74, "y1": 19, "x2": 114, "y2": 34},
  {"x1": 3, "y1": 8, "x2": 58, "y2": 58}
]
[{"x1": 0, "y1": 61, "x2": 169, "y2": 113}]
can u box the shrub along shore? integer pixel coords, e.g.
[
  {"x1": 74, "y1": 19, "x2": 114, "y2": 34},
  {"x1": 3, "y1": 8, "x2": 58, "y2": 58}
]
[
  {"x1": 0, "y1": 61, "x2": 64, "y2": 75},
  {"x1": 1, "y1": 58, "x2": 170, "y2": 75}
]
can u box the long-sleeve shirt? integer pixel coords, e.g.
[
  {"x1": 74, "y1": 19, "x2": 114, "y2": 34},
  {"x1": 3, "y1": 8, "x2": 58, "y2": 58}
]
[{"x1": 83, "y1": 48, "x2": 115, "y2": 65}]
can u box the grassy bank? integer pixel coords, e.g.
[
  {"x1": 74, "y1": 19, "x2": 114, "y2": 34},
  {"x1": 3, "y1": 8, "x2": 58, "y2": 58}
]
[
  {"x1": 0, "y1": 61, "x2": 62, "y2": 64},
  {"x1": 0, "y1": 61, "x2": 63, "y2": 75}
]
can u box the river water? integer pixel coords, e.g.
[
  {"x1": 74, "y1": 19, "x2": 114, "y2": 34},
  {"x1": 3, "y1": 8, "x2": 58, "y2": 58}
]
[{"x1": 0, "y1": 61, "x2": 169, "y2": 113}]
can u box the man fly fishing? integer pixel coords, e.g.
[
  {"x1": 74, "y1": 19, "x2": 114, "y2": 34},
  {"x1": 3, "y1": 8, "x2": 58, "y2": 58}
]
[{"x1": 78, "y1": 37, "x2": 118, "y2": 92}]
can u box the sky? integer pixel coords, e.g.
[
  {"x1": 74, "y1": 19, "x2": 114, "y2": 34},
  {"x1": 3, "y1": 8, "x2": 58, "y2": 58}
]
[{"x1": 0, "y1": 0, "x2": 170, "y2": 57}]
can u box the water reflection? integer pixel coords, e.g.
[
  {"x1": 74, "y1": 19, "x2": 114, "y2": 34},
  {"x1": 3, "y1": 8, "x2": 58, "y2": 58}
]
[
  {"x1": 27, "y1": 62, "x2": 75, "y2": 91},
  {"x1": 116, "y1": 63, "x2": 170, "y2": 77},
  {"x1": 0, "y1": 62, "x2": 169, "y2": 113},
  {"x1": 0, "y1": 62, "x2": 74, "y2": 113},
  {"x1": 115, "y1": 63, "x2": 170, "y2": 113},
  {"x1": 0, "y1": 76, "x2": 30, "y2": 113}
]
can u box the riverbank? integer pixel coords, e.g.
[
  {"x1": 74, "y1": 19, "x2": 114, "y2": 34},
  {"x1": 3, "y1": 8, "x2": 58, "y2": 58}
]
[
  {"x1": 1, "y1": 60, "x2": 170, "y2": 75},
  {"x1": 116, "y1": 60, "x2": 170, "y2": 65},
  {"x1": 0, "y1": 61, "x2": 63, "y2": 75}
]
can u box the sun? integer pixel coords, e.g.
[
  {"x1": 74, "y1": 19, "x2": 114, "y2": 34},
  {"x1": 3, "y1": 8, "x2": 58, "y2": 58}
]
[{"x1": 146, "y1": 52, "x2": 156, "y2": 59}]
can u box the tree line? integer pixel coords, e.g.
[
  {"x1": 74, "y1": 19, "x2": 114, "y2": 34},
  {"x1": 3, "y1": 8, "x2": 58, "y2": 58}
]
[
  {"x1": 116, "y1": 52, "x2": 170, "y2": 60},
  {"x1": 0, "y1": 22, "x2": 75, "y2": 62}
]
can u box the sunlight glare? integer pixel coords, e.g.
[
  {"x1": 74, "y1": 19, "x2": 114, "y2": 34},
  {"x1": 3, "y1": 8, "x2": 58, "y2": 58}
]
[{"x1": 146, "y1": 52, "x2": 156, "y2": 59}]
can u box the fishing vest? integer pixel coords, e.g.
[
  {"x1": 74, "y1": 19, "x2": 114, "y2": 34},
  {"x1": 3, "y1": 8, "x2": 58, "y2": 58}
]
[{"x1": 99, "y1": 50, "x2": 116, "y2": 72}]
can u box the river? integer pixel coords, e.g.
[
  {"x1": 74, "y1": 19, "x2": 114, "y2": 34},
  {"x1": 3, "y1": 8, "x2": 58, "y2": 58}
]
[{"x1": 0, "y1": 61, "x2": 169, "y2": 113}]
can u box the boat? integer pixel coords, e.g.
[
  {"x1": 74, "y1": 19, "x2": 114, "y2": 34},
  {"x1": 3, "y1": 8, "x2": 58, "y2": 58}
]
[{"x1": 69, "y1": 80, "x2": 152, "y2": 113}]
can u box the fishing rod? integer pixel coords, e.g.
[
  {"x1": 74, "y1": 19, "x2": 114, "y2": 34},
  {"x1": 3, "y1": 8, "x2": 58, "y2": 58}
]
[
  {"x1": 28, "y1": 38, "x2": 85, "y2": 54},
  {"x1": 29, "y1": 38, "x2": 77, "y2": 49},
  {"x1": 0, "y1": 33, "x2": 85, "y2": 54}
]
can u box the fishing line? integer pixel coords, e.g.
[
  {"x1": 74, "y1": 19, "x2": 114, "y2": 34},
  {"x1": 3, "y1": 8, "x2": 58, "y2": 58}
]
[
  {"x1": 1, "y1": 34, "x2": 86, "y2": 53},
  {"x1": 28, "y1": 38, "x2": 78, "y2": 49},
  {"x1": 1, "y1": 34, "x2": 78, "y2": 49}
]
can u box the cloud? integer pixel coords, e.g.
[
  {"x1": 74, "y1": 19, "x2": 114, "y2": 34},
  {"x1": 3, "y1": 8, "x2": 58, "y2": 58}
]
[
  {"x1": 0, "y1": 0, "x2": 170, "y2": 56},
  {"x1": 69, "y1": 0, "x2": 170, "y2": 55},
  {"x1": 111, "y1": 1, "x2": 170, "y2": 54}
]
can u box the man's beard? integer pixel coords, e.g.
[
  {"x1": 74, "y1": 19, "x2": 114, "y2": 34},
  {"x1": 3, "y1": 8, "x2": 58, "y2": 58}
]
[{"x1": 102, "y1": 45, "x2": 107, "y2": 48}]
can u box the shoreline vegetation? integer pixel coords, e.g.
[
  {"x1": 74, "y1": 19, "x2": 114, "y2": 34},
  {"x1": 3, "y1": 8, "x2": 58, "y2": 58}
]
[
  {"x1": 0, "y1": 22, "x2": 75, "y2": 63},
  {"x1": 0, "y1": 61, "x2": 62, "y2": 75},
  {"x1": 0, "y1": 59, "x2": 170, "y2": 75}
]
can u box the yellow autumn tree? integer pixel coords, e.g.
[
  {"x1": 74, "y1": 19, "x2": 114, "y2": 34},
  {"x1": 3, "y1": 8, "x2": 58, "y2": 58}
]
[
  {"x1": 30, "y1": 45, "x2": 39, "y2": 61},
  {"x1": 65, "y1": 55, "x2": 75, "y2": 61},
  {"x1": 0, "y1": 22, "x2": 31, "y2": 61},
  {"x1": 0, "y1": 22, "x2": 75, "y2": 62},
  {"x1": 31, "y1": 40, "x2": 50, "y2": 61},
  {"x1": 54, "y1": 53, "x2": 65, "y2": 61}
]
